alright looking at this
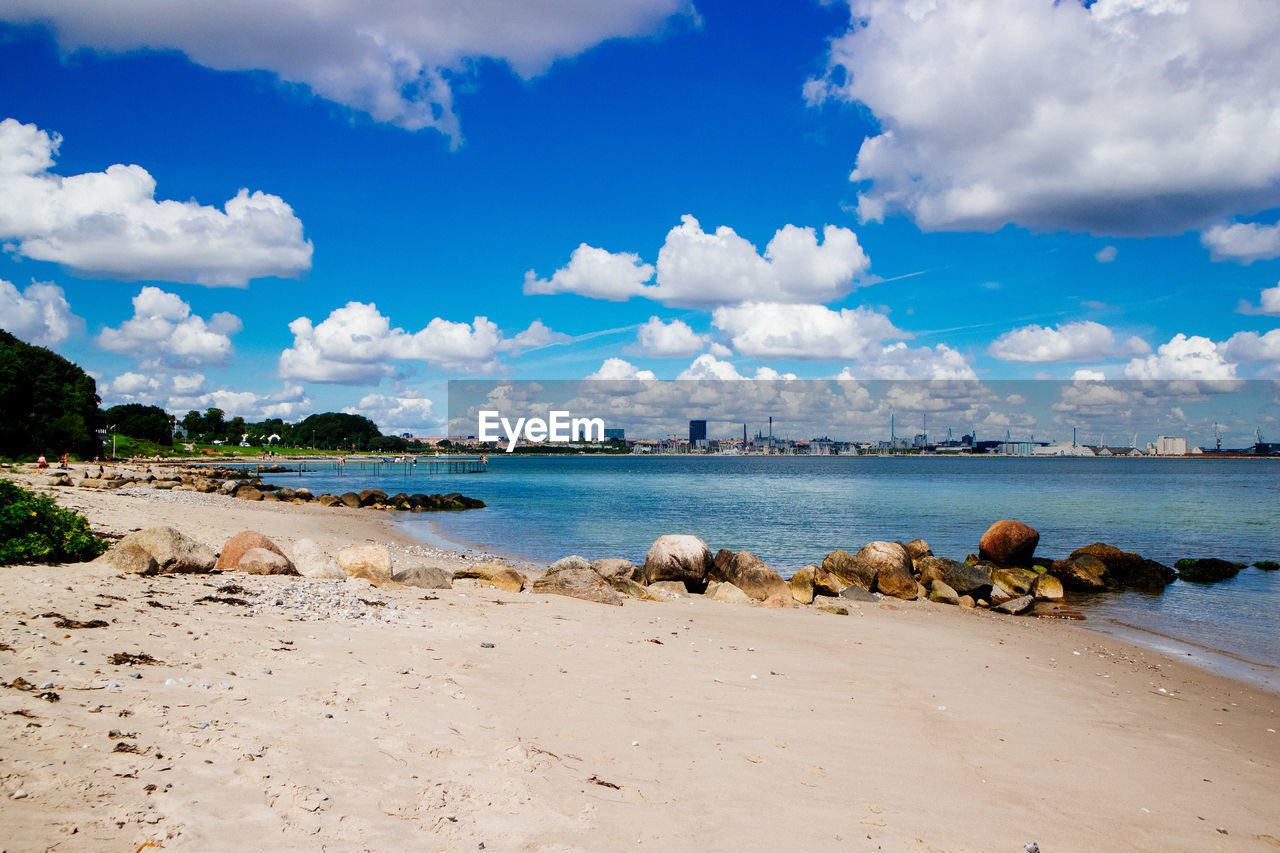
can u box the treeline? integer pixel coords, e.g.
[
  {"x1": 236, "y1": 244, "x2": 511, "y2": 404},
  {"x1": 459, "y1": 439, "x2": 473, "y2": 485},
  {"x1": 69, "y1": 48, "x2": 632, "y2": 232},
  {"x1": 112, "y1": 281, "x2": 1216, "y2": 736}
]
[{"x1": 0, "y1": 329, "x2": 419, "y2": 459}]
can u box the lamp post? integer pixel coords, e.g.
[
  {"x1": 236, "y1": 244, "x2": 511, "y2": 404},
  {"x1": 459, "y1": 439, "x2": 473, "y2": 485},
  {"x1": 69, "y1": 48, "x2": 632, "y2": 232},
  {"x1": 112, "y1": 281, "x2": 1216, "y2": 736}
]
[{"x1": 108, "y1": 424, "x2": 117, "y2": 459}]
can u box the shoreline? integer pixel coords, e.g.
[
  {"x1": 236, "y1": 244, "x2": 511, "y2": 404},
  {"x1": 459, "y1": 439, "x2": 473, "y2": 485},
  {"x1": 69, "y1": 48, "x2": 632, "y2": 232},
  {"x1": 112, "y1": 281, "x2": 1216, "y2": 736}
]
[{"x1": 3, "y1": 468, "x2": 1279, "y2": 849}]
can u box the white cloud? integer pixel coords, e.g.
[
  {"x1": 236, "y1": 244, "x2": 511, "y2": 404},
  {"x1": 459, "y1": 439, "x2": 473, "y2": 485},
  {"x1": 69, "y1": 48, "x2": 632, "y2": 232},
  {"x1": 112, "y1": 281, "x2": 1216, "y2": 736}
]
[
  {"x1": 1219, "y1": 329, "x2": 1280, "y2": 365},
  {"x1": 1095, "y1": 246, "x2": 1118, "y2": 264},
  {"x1": 100, "y1": 371, "x2": 311, "y2": 420},
  {"x1": 988, "y1": 320, "x2": 1149, "y2": 363},
  {"x1": 525, "y1": 216, "x2": 871, "y2": 307},
  {"x1": 1071, "y1": 368, "x2": 1108, "y2": 381},
  {"x1": 1, "y1": 1, "x2": 692, "y2": 143},
  {"x1": 1202, "y1": 220, "x2": 1280, "y2": 263},
  {"x1": 675, "y1": 354, "x2": 796, "y2": 381},
  {"x1": 809, "y1": 0, "x2": 1280, "y2": 235},
  {"x1": 627, "y1": 316, "x2": 707, "y2": 358},
  {"x1": 97, "y1": 286, "x2": 242, "y2": 368},
  {"x1": 0, "y1": 278, "x2": 83, "y2": 345},
  {"x1": 1123, "y1": 334, "x2": 1238, "y2": 379},
  {"x1": 343, "y1": 393, "x2": 439, "y2": 435},
  {"x1": 585, "y1": 357, "x2": 656, "y2": 380},
  {"x1": 0, "y1": 118, "x2": 312, "y2": 286},
  {"x1": 279, "y1": 301, "x2": 560, "y2": 383},
  {"x1": 1236, "y1": 282, "x2": 1280, "y2": 316},
  {"x1": 835, "y1": 343, "x2": 976, "y2": 380},
  {"x1": 711, "y1": 302, "x2": 902, "y2": 360},
  {"x1": 523, "y1": 244, "x2": 654, "y2": 301}
]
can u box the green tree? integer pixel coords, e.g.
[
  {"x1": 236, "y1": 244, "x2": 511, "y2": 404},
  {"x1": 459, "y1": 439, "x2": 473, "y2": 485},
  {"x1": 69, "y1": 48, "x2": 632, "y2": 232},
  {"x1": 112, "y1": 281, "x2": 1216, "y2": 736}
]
[
  {"x1": 292, "y1": 412, "x2": 383, "y2": 450},
  {"x1": 104, "y1": 404, "x2": 174, "y2": 447},
  {"x1": 0, "y1": 329, "x2": 102, "y2": 459}
]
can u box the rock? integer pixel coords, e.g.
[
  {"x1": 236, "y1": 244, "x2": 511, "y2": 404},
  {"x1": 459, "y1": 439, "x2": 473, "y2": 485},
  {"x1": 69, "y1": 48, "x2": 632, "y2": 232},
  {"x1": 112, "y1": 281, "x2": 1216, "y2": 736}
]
[
  {"x1": 821, "y1": 549, "x2": 876, "y2": 591},
  {"x1": 317, "y1": 494, "x2": 341, "y2": 508},
  {"x1": 816, "y1": 603, "x2": 849, "y2": 616},
  {"x1": 1030, "y1": 601, "x2": 1085, "y2": 620},
  {"x1": 788, "y1": 565, "x2": 819, "y2": 605},
  {"x1": 291, "y1": 539, "x2": 345, "y2": 579},
  {"x1": 1254, "y1": 560, "x2": 1279, "y2": 571},
  {"x1": 905, "y1": 539, "x2": 933, "y2": 561},
  {"x1": 647, "y1": 581, "x2": 692, "y2": 598},
  {"x1": 453, "y1": 563, "x2": 526, "y2": 592},
  {"x1": 216, "y1": 530, "x2": 288, "y2": 573},
  {"x1": 1175, "y1": 558, "x2": 1244, "y2": 584},
  {"x1": 958, "y1": 595, "x2": 975, "y2": 608},
  {"x1": 1048, "y1": 556, "x2": 1109, "y2": 591},
  {"x1": 838, "y1": 584, "x2": 877, "y2": 602},
  {"x1": 641, "y1": 535, "x2": 713, "y2": 589},
  {"x1": 293, "y1": 488, "x2": 313, "y2": 501},
  {"x1": 991, "y1": 567, "x2": 1038, "y2": 596},
  {"x1": 392, "y1": 564, "x2": 453, "y2": 589},
  {"x1": 105, "y1": 526, "x2": 216, "y2": 574},
  {"x1": 994, "y1": 594, "x2": 1034, "y2": 615},
  {"x1": 1031, "y1": 573, "x2": 1064, "y2": 600},
  {"x1": 338, "y1": 492, "x2": 361, "y2": 509},
  {"x1": 929, "y1": 579, "x2": 960, "y2": 605},
  {"x1": 260, "y1": 491, "x2": 280, "y2": 502},
  {"x1": 591, "y1": 558, "x2": 637, "y2": 580},
  {"x1": 531, "y1": 566, "x2": 623, "y2": 605},
  {"x1": 1126, "y1": 559, "x2": 1176, "y2": 588},
  {"x1": 217, "y1": 479, "x2": 238, "y2": 495},
  {"x1": 978, "y1": 520, "x2": 1040, "y2": 567},
  {"x1": 275, "y1": 487, "x2": 296, "y2": 500},
  {"x1": 237, "y1": 547, "x2": 297, "y2": 575},
  {"x1": 707, "y1": 549, "x2": 790, "y2": 601},
  {"x1": 705, "y1": 582, "x2": 753, "y2": 605},
  {"x1": 916, "y1": 556, "x2": 993, "y2": 597},
  {"x1": 855, "y1": 541, "x2": 916, "y2": 599},
  {"x1": 358, "y1": 488, "x2": 388, "y2": 507},
  {"x1": 757, "y1": 591, "x2": 797, "y2": 608},
  {"x1": 608, "y1": 576, "x2": 660, "y2": 600},
  {"x1": 1069, "y1": 543, "x2": 1174, "y2": 588},
  {"x1": 336, "y1": 545, "x2": 392, "y2": 584},
  {"x1": 233, "y1": 485, "x2": 263, "y2": 501},
  {"x1": 548, "y1": 555, "x2": 592, "y2": 574}
]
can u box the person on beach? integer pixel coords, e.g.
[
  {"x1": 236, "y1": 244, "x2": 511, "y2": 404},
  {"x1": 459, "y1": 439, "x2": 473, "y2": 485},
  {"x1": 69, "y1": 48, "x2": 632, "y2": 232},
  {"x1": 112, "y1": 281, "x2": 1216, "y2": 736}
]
[
  {"x1": 59, "y1": 453, "x2": 68, "y2": 469},
  {"x1": 36, "y1": 454, "x2": 47, "y2": 468}
]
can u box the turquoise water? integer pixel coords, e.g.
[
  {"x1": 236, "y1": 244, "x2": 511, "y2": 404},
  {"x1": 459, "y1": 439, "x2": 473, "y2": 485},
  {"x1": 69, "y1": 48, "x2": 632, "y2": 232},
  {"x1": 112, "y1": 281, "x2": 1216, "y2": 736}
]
[{"x1": 250, "y1": 455, "x2": 1280, "y2": 684}]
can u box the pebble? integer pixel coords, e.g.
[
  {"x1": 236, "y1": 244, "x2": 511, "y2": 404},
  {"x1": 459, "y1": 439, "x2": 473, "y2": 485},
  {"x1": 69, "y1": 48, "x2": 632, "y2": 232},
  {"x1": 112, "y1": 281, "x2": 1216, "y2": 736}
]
[
  {"x1": 11, "y1": 790, "x2": 27, "y2": 799},
  {"x1": 480, "y1": 642, "x2": 495, "y2": 649},
  {"x1": 198, "y1": 722, "x2": 209, "y2": 729},
  {"x1": 130, "y1": 673, "x2": 142, "y2": 679},
  {"x1": 397, "y1": 667, "x2": 410, "y2": 674},
  {"x1": 106, "y1": 682, "x2": 121, "y2": 689},
  {"x1": 40, "y1": 682, "x2": 53, "y2": 689}
]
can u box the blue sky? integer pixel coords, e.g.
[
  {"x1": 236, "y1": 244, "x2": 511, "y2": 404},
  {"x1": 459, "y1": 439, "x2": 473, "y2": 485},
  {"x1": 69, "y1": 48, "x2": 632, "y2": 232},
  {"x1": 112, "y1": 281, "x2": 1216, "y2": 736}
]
[{"x1": 1, "y1": 0, "x2": 1278, "y2": 441}]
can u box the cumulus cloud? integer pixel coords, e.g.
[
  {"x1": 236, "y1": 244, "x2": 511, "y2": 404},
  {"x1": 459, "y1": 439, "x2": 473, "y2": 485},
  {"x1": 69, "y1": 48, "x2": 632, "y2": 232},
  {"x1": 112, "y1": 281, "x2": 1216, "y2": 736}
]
[
  {"x1": 1123, "y1": 334, "x2": 1238, "y2": 379},
  {"x1": 525, "y1": 216, "x2": 871, "y2": 307},
  {"x1": 0, "y1": 119, "x2": 312, "y2": 286},
  {"x1": 835, "y1": 343, "x2": 976, "y2": 380},
  {"x1": 1071, "y1": 368, "x2": 1108, "y2": 381},
  {"x1": 712, "y1": 302, "x2": 902, "y2": 360},
  {"x1": 675, "y1": 354, "x2": 796, "y2": 381},
  {"x1": 99, "y1": 370, "x2": 311, "y2": 420},
  {"x1": 97, "y1": 286, "x2": 242, "y2": 368},
  {"x1": 627, "y1": 316, "x2": 707, "y2": 358},
  {"x1": 1202, "y1": 220, "x2": 1280, "y2": 264},
  {"x1": 1, "y1": 1, "x2": 692, "y2": 143},
  {"x1": 1220, "y1": 329, "x2": 1280, "y2": 366},
  {"x1": 278, "y1": 301, "x2": 560, "y2": 383},
  {"x1": 585, "y1": 357, "x2": 656, "y2": 380},
  {"x1": 1236, "y1": 282, "x2": 1280, "y2": 316},
  {"x1": 808, "y1": 0, "x2": 1280, "y2": 235},
  {"x1": 343, "y1": 393, "x2": 439, "y2": 436},
  {"x1": 523, "y1": 244, "x2": 654, "y2": 301},
  {"x1": 988, "y1": 320, "x2": 1150, "y2": 363},
  {"x1": 1095, "y1": 246, "x2": 1118, "y2": 264},
  {"x1": 0, "y1": 278, "x2": 83, "y2": 345}
]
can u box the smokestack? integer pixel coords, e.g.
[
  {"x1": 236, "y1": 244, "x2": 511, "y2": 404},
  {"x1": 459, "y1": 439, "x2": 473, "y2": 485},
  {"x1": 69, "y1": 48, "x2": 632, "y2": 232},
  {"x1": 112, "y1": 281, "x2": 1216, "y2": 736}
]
[{"x1": 769, "y1": 416, "x2": 772, "y2": 446}]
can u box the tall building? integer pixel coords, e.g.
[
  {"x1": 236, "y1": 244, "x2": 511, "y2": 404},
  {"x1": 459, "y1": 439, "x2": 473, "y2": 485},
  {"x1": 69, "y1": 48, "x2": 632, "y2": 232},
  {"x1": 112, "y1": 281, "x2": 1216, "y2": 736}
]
[
  {"x1": 689, "y1": 419, "x2": 707, "y2": 447},
  {"x1": 603, "y1": 428, "x2": 626, "y2": 442}
]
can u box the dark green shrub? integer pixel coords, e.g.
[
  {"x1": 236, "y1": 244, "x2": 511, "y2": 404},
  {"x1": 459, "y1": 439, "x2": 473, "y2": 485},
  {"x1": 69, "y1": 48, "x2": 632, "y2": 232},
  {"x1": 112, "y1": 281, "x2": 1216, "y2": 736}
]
[{"x1": 0, "y1": 480, "x2": 107, "y2": 565}]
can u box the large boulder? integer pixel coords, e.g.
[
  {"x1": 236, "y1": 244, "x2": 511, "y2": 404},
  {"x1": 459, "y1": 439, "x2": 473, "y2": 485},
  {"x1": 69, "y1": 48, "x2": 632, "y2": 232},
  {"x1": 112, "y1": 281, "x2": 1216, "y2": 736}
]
[
  {"x1": 1068, "y1": 543, "x2": 1174, "y2": 588},
  {"x1": 647, "y1": 581, "x2": 692, "y2": 599},
  {"x1": 994, "y1": 595, "x2": 1034, "y2": 615},
  {"x1": 1031, "y1": 573, "x2": 1064, "y2": 600},
  {"x1": 393, "y1": 564, "x2": 453, "y2": 589},
  {"x1": 991, "y1": 567, "x2": 1038, "y2": 597},
  {"x1": 705, "y1": 582, "x2": 754, "y2": 605},
  {"x1": 291, "y1": 539, "x2": 345, "y2": 579},
  {"x1": 838, "y1": 584, "x2": 877, "y2": 602},
  {"x1": 608, "y1": 576, "x2": 660, "y2": 600},
  {"x1": 317, "y1": 494, "x2": 342, "y2": 508},
  {"x1": 338, "y1": 492, "x2": 361, "y2": 509},
  {"x1": 454, "y1": 563, "x2": 526, "y2": 592},
  {"x1": 548, "y1": 555, "x2": 592, "y2": 574},
  {"x1": 216, "y1": 530, "x2": 288, "y2": 573},
  {"x1": 929, "y1": 579, "x2": 960, "y2": 605},
  {"x1": 590, "y1": 559, "x2": 637, "y2": 580},
  {"x1": 707, "y1": 550, "x2": 790, "y2": 601},
  {"x1": 642, "y1": 535, "x2": 713, "y2": 589},
  {"x1": 336, "y1": 545, "x2": 392, "y2": 584},
  {"x1": 358, "y1": 489, "x2": 388, "y2": 507},
  {"x1": 531, "y1": 566, "x2": 624, "y2": 606},
  {"x1": 822, "y1": 549, "x2": 877, "y2": 591},
  {"x1": 104, "y1": 527, "x2": 216, "y2": 574},
  {"x1": 916, "y1": 556, "x2": 992, "y2": 597},
  {"x1": 237, "y1": 547, "x2": 297, "y2": 576},
  {"x1": 905, "y1": 539, "x2": 934, "y2": 561},
  {"x1": 788, "y1": 565, "x2": 839, "y2": 604},
  {"x1": 233, "y1": 485, "x2": 263, "y2": 501},
  {"x1": 1048, "y1": 556, "x2": 1109, "y2": 591},
  {"x1": 978, "y1": 520, "x2": 1040, "y2": 567},
  {"x1": 1175, "y1": 558, "x2": 1244, "y2": 584},
  {"x1": 856, "y1": 541, "x2": 916, "y2": 599}
]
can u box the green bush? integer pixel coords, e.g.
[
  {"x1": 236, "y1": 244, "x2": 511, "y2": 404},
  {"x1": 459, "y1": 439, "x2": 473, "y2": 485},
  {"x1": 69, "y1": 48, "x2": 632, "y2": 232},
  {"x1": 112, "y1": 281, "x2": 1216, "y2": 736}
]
[{"x1": 0, "y1": 480, "x2": 107, "y2": 565}]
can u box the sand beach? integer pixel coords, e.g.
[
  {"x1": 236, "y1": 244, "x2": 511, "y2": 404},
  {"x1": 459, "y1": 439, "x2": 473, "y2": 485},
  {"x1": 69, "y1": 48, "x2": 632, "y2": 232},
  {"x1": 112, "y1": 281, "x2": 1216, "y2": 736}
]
[{"x1": 1, "y1": 465, "x2": 1278, "y2": 852}]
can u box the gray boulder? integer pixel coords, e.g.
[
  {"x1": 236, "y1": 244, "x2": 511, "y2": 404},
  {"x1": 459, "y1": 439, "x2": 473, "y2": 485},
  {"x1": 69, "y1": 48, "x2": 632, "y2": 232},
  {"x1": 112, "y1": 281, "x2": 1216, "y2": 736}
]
[
  {"x1": 916, "y1": 556, "x2": 993, "y2": 596},
  {"x1": 548, "y1": 555, "x2": 592, "y2": 573},
  {"x1": 707, "y1": 549, "x2": 790, "y2": 601},
  {"x1": 590, "y1": 558, "x2": 637, "y2": 580},
  {"x1": 531, "y1": 566, "x2": 623, "y2": 606},
  {"x1": 822, "y1": 549, "x2": 876, "y2": 590},
  {"x1": 105, "y1": 526, "x2": 216, "y2": 574},
  {"x1": 237, "y1": 547, "x2": 297, "y2": 576},
  {"x1": 393, "y1": 564, "x2": 454, "y2": 589},
  {"x1": 856, "y1": 541, "x2": 917, "y2": 599},
  {"x1": 291, "y1": 539, "x2": 345, "y2": 579},
  {"x1": 994, "y1": 594, "x2": 1034, "y2": 615},
  {"x1": 642, "y1": 534, "x2": 713, "y2": 588}
]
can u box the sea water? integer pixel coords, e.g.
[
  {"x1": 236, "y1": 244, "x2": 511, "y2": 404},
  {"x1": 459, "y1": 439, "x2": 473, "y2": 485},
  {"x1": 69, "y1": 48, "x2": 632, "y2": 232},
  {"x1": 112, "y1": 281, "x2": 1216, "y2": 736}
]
[{"x1": 254, "y1": 455, "x2": 1280, "y2": 686}]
